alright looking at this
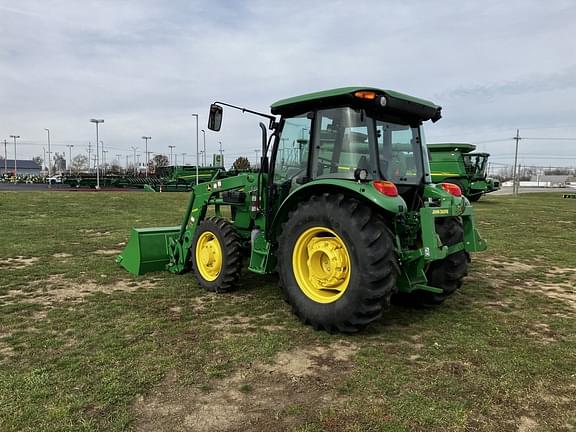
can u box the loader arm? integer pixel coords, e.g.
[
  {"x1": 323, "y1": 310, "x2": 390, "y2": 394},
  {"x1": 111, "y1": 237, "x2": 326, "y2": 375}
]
[
  {"x1": 117, "y1": 173, "x2": 259, "y2": 276},
  {"x1": 166, "y1": 173, "x2": 259, "y2": 274}
]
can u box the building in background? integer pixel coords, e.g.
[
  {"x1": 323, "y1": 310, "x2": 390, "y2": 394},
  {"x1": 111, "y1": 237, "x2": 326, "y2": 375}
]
[{"x1": 0, "y1": 160, "x2": 42, "y2": 176}]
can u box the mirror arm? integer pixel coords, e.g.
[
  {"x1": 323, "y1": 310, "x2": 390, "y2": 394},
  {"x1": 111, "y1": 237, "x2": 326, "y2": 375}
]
[{"x1": 214, "y1": 101, "x2": 277, "y2": 129}]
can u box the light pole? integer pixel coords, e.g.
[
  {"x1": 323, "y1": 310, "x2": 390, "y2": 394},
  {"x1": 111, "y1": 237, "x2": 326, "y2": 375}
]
[
  {"x1": 142, "y1": 136, "x2": 151, "y2": 177},
  {"x1": 168, "y1": 145, "x2": 176, "y2": 166},
  {"x1": 200, "y1": 150, "x2": 205, "y2": 167},
  {"x1": 3, "y1": 140, "x2": 7, "y2": 175},
  {"x1": 116, "y1": 153, "x2": 122, "y2": 173},
  {"x1": 181, "y1": 152, "x2": 187, "y2": 165},
  {"x1": 44, "y1": 128, "x2": 52, "y2": 176},
  {"x1": 192, "y1": 113, "x2": 199, "y2": 185},
  {"x1": 90, "y1": 119, "x2": 104, "y2": 189},
  {"x1": 9, "y1": 135, "x2": 19, "y2": 176},
  {"x1": 130, "y1": 146, "x2": 138, "y2": 174},
  {"x1": 201, "y1": 129, "x2": 206, "y2": 167},
  {"x1": 66, "y1": 144, "x2": 74, "y2": 174}
]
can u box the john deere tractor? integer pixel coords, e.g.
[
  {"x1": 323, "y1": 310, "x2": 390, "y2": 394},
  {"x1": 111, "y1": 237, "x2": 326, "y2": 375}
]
[
  {"x1": 427, "y1": 143, "x2": 500, "y2": 201},
  {"x1": 118, "y1": 87, "x2": 486, "y2": 333}
]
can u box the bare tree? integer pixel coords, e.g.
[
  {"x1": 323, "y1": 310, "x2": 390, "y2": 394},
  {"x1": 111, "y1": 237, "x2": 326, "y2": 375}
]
[
  {"x1": 232, "y1": 156, "x2": 251, "y2": 171},
  {"x1": 71, "y1": 154, "x2": 88, "y2": 173}
]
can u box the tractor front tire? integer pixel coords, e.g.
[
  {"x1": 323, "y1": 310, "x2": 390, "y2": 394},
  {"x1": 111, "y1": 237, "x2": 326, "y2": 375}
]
[
  {"x1": 419, "y1": 217, "x2": 469, "y2": 305},
  {"x1": 191, "y1": 217, "x2": 242, "y2": 293},
  {"x1": 277, "y1": 194, "x2": 399, "y2": 333}
]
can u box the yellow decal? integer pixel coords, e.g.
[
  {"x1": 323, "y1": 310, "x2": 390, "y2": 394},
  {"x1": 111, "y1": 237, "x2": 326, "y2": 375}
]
[
  {"x1": 433, "y1": 172, "x2": 460, "y2": 177},
  {"x1": 432, "y1": 209, "x2": 449, "y2": 215}
]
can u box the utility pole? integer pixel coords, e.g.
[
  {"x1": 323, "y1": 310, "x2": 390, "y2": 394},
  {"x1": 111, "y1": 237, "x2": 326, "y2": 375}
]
[
  {"x1": 87, "y1": 142, "x2": 92, "y2": 172},
  {"x1": 192, "y1": 113, "x2": 199, "y2": 185},
  {"x1": 512, "y1": 129, "x2": 521, "y2": 196},
  {"x1": 218, "y1": 141, "x2": 224, "y2": 168},
  {"x1": 168, "y1": 145, "x2": 176, "y2": 166},
  {"x1": 90, "y1": 119, "x2": 104, "y2": 189},
  {"x1": 254, "y1": 149, "x2": 260, "y2": 168},
  {"x1": 201, "y1": 129, "x2": 206, "y2": 166},
  {"x1": 125, "y1": 155, "x2": 129, "y2": 174},
  {"x1": 102, "y1": 150, "x2": 108, "y2": 176},
  {"x1": 100, "y1": 141, "x2": 105, "y2": 175},
  {"x1": 3, "y1": 140, "x2": 7, "y2": 175},
  {"x1": 9, "y1": 135, "x2": 19, "y2": 176},
  {"x1": 66, "y1": 144, "x2": 74, "y2": 174},
  {"x1": 142, "y1": 136, "x2": 151, "y2": 177},
  {"x1": 130, "y1": 146, "x2": 138, "y2": 174},
  {"x1": 44, "y1": 129, "x2": 52, "y2": 177}
]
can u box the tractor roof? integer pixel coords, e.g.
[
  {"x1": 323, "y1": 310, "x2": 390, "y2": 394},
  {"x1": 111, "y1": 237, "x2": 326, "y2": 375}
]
[
  {"x1": 427, "y1": 143, "x2": 477, "y2": 153},
  {"x1": 270, "y1": 87, "x2": 442, "y2": 123}
]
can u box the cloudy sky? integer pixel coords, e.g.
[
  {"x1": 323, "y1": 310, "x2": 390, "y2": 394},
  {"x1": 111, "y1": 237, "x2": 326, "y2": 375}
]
[{"x1": 1, "y1": 0, "x2": 575, "y2": 171}]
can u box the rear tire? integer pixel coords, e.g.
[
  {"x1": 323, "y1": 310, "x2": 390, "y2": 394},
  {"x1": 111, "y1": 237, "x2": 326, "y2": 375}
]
[
  {"x1": 416, "y1": 217, "x2": 469, "y2": 305},
  {"x1": 191, "y1": 217, "x2": 241, "y2": 293},
  {"x1": 277, "y1": 194, "x2": 399, "y2": 333},
  {"x1": 469, "y1": 193, "x2": 482, "y2": 202}
]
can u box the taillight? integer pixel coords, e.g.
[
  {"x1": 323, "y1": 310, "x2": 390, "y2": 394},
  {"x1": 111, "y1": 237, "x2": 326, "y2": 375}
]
[
  {"x1": 373, "y1": 180, "x2": 398, "y2": 197},
  {"x1": 439, "y1": 182, "x2": 462, "y2": 197}
]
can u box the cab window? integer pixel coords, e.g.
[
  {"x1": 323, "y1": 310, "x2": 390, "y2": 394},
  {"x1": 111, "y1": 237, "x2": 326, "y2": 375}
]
[{"x1": 274, "y1": 114, "x2": 311, "y2": 184}]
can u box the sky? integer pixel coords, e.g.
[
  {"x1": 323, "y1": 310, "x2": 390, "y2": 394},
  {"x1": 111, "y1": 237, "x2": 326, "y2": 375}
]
[{"x1": 1, "y1": 0, "x2": 575, "y2": 172}]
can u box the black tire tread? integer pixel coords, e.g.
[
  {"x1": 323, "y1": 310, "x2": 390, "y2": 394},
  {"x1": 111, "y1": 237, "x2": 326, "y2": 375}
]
[
  {"x1": 277, "y1": 193, "x2": 400, "y2": 333},
  {"x1": 191, "y1": 217, "x2": 242, "y2": 293}
]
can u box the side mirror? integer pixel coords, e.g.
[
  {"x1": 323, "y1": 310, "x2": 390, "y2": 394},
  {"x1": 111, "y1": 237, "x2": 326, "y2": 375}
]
[{"x1": 208, "y1": 104, "x2": 223, "y2": 131}]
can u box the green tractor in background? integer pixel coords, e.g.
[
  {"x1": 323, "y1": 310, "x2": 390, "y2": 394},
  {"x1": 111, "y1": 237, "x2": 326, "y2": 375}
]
[
  {"x1": 427, "y1": 143, "x2": 500, "y2": 202},
  {"x1": 118, "y1": 87, "x2": 486, "y2": 333}
]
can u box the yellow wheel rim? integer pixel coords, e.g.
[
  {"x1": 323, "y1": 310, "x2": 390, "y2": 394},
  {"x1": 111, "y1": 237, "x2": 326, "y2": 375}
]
[
  {"x1": 292, "y1": 227, "x2": 351, "y2": 303},
  {"x1": 195, "y1": 231, "x2": 223, "y2": 282}
]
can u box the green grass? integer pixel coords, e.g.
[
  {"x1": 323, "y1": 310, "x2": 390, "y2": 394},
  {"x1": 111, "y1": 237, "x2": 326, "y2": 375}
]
[{"x1": 0, "y1": 191, "x2": 574, "y2": 431}]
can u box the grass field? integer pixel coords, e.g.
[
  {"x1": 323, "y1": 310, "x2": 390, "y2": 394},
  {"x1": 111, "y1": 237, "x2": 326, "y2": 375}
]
[{"x1": 0, "y1": 191, "x2": 574, "y2": 432}]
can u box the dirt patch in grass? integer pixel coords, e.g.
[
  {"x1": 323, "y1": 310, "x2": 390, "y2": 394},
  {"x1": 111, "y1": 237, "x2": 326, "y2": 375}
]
[
  {"x1": 94, "y1": 249, "x2": 122, "y2": 256},
  {"x1": 134, "y1": 340, "x2": 358, "y2": 431},
  {"x1": 0, "y1": 331, "x2": 14, "y2": 360},
  {"x1": 480, "y1": 256, "x2": 536, "y2": 273},
  {"x1": 518, "y1": 416, "x2": 539, "y2": 432},
  {"x1": 211, "y1": 313, "x2": 286, "y2": 336},
  {"x1": 0, "y1": 275, "x2": 158, "y2": 306},
  {"x1": 80, "y1": 229, "x2": 111, "y2": 237},
  {"x1": 52, "y1": 253, "x2": 73, "y2": 258},
  {"x1": 476, "y1": 255, "x2": 576, "y2": 313},
  {"x1": 525, "y1": 322, "x2": 561, "y2": 344},
  {"x1": 0, "y1": 256, "x2": 39, "y2": 269},
  {"x1": 530, "y1": 283, "x2": 576, "y2": 312}
]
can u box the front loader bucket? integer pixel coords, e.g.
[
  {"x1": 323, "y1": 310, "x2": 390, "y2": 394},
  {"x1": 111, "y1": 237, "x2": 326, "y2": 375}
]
[{"x1": 116, "y1": 226, "x2": 180, "y2": 275}]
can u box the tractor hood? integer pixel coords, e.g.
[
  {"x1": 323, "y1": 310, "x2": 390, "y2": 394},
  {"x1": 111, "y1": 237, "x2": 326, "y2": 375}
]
[{"x1": 271, "y1": 87, "x2": 442, "y2": 123}]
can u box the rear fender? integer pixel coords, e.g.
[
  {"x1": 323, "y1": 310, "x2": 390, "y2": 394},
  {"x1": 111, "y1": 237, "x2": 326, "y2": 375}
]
[{"x1": 270, "y1": 179, "x2": 407, "y2": 240}]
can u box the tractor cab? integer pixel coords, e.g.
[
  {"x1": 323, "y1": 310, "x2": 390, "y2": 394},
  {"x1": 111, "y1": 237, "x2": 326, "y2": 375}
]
[
  {"x1": 463, "y1": 152, "x2": 489, "y2": 180},
  {"x1": 269, "y1": 87, "x2": 442, "y2": 210}
]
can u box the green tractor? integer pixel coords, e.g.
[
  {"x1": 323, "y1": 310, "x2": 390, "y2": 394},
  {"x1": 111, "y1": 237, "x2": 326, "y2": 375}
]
[
  {"x1": 427, "y1": 143, "x2": 500, "y2": 202},
  {"x1": 118, "y1": 87, "x2": 486, "y2": 333}
]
